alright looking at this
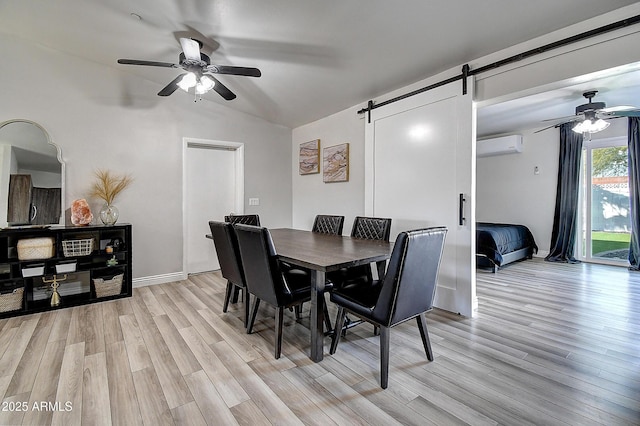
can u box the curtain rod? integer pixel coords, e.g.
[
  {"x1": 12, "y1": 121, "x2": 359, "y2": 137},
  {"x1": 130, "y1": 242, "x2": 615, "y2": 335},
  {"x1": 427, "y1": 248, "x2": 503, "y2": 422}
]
[{"x1": 358, "y1": 14, "x2": 640, "y2": 122}]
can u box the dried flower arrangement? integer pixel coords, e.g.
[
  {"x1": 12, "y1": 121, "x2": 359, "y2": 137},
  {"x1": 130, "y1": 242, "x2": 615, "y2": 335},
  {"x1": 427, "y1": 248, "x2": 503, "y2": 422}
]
[{"x1": 89, "y1": 169, "x2": 133, "y2": 205}]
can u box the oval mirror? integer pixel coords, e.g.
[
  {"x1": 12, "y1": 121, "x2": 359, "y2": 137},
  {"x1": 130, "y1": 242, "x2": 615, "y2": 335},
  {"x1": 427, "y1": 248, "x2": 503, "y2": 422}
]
[{"x1": 0, "y1": 119, "x2": 65, "y2": 228}]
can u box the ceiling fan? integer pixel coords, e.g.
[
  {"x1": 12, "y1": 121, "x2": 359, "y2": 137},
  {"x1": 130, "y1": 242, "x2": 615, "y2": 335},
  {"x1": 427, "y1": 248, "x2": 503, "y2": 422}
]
[
  {"x1": 117, "y1": 38, "x2": 261, "y2": 101},
  {"x1": 537, "y1": 90, "x2": 640, "y2": 134}
]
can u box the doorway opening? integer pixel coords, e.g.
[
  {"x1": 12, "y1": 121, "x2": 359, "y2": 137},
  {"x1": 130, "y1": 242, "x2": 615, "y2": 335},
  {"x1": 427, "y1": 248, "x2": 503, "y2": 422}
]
[{"x1": 183, "y1": 138, "x2": 244, "y2": 277}]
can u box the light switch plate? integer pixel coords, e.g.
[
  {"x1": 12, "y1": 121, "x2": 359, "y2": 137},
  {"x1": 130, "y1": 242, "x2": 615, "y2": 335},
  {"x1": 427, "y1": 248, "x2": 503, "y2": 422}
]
[{"x1": 249, "y1": 198, "x2": 260, "y2": 206}]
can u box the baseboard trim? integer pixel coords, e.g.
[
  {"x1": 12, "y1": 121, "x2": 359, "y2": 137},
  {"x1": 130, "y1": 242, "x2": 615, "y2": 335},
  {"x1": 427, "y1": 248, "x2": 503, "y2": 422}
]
[{"x1": 133, "y1": 272, "x2": 187, "y2": 288}]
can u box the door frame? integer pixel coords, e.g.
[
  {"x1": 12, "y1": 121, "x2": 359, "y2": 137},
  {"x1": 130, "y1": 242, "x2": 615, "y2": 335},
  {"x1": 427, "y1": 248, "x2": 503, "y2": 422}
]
[{"x1": 182, "y1": 137, "x2": 244, "y2": 278}]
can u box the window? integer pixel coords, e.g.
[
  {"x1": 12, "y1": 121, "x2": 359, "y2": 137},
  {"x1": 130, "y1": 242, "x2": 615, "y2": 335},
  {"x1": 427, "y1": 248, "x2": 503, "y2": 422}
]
[{"x1": 578, "y1": 137, "x2": 630, "y2": 265}]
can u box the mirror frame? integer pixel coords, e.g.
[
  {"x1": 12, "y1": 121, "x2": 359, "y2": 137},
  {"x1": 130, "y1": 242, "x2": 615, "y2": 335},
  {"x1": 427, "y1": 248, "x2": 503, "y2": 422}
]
[{"x1": 0, "y1": 119, "x2": 65, "y2": 227}]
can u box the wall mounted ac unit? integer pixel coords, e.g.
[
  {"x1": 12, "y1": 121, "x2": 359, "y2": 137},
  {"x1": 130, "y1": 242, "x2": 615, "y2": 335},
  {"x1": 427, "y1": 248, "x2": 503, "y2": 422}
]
[{"x1": 477, "y1": 135, "x2": 523, "y2": 157}]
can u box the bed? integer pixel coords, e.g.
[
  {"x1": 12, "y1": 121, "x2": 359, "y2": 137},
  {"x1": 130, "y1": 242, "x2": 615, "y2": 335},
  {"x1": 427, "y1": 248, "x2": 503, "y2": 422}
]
[{"x1": 476, "y1": 222, "x2": 538, "y2": 272}]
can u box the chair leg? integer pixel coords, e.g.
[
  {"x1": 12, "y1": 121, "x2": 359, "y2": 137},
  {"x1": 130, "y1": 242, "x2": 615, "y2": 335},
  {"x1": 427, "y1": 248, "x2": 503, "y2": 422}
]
[
  {"x1": 323, "y1": 302, "x2": 333, "y2": 333},
  {"x1": 275, "y1": 306, "x2": 284, "y2": 359},
  {"x1": 294, "y1": 305, "x2": 302, "y2": 320},
  {"x1": 416, "y1": 313, "x2": 434, "y2": 361},
  {"x1": 243, "y1": 288, "x2": 250, "y2": 328},
  {"x1": 342, "y1": 315, "x2": 351, "y2": 337},
  {"x1": 329, "y1": 307, "x2": 346, "y2": 355},
  {"x1": 247, "y1": 298, "x2": 261, "y2": 334},
  {"x1": 231, "y1": 285, "x2": 241, "y2": 303},
  {"x1": 222, "y1": 281, "x2": 233, "y2": 313},
  {"x1": 379, "y1": 326, "x2": 390, "y2": 389}
]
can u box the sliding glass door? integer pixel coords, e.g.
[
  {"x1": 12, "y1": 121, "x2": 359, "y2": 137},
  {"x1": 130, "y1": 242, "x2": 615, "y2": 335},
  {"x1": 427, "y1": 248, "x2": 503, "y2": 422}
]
[{"x1": 578, "y1": 136, "x2": 630, "y2": 265}]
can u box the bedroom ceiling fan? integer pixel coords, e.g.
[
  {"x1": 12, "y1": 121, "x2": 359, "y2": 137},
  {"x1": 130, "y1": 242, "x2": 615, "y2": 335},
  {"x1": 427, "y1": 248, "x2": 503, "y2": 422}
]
[
  {"x1": 117, "y1": 37, "x2": 261, "y2": 101},
  {"x1": 537, "y1": 90, "x2": 640, "y2": 135}
]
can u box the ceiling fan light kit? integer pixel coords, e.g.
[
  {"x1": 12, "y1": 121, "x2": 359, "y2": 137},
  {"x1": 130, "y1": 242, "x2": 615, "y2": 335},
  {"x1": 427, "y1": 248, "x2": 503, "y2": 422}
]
[
  {"x1": 117, "y1": 37, "x2": 261, "y2": 102},
  {"x1": 572, "y1": 117, "x2": 610, "y2": 134}
]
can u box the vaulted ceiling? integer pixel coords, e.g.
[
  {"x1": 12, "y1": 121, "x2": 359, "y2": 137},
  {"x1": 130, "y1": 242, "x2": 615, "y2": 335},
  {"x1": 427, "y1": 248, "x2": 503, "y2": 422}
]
[{"x1": 1, "y1": 1, "x2": 638, "y2": 130}]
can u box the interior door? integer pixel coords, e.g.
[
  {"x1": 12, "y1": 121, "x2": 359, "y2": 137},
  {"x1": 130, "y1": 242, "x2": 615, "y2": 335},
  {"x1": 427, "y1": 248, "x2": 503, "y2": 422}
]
[
  {"x1": 365, "y1": 78, "x2": 477, "y2": 317},
  {"x1": 184, "y1": 140, "x2": 243, "y2": 274}
]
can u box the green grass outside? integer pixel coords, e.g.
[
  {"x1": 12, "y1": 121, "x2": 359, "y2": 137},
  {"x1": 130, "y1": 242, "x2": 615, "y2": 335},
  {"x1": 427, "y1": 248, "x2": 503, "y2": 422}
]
[{"x1": 591, "y1": 231, "x2": 631, "y2": 255}]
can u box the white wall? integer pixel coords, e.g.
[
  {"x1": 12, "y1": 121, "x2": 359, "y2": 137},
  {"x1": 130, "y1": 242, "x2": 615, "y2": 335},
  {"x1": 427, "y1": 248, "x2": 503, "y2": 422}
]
[
  {"x1": 292, "y1": 5, "x2": 640, "y2": 237},
  {"x1": 476, "y1": 119, "x2": 628, "y2": 256},
  {"x1": 292, "y1": 107, "x2": 365, "y2": 233},
  {"x1": 0, "y1": 34, "x2": 293, "y2": 282}
]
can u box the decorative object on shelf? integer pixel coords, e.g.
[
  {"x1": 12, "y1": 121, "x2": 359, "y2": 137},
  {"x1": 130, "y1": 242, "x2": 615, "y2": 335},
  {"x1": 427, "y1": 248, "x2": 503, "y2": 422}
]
[
  {"x1": 89, "y1": 169, "x2": 132, "y2": 226},
  {"x1": 299, "y1": 139, "x2": 320, "y2": 175},
  {"x1": 109, "y1": 237, "x2": 125, "y2": 251},
  {"x1": 99, "y1": 204, "x2": 119, "y2": 226},
  {"x1": 107, "y1": 255, "x2": 118, "y2": 266},
  {"x1": 323, "y1": 143, "x2": 349, "y2": 183},
  {"x1": 42, "y1": 274, "x2": 67, "y2": 307},
  {"x1": 17, "y1": 237, "x2": 55, "y2": 260},
  {"x1": 0, "y1": 288, "x2": 24, "y2": 313},
  {"x1": 93, "y1": 273, "x2": 124, "y2": 298},
  {"x1": 71, "y1": 199, "x2": 93, "y2": 226}
]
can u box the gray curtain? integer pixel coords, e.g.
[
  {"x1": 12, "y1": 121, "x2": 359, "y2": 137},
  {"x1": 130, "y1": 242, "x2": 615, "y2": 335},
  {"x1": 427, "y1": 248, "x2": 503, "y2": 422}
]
[
  {"x1": 628, "y1": 117, "x2": 640, "y2": 271},
  {"x1": 546, "y1": 123, "x2": 583, "y2": 263}
]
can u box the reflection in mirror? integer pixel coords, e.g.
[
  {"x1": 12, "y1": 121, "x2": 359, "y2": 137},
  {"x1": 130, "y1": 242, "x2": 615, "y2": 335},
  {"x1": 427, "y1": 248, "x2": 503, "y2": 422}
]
[{"x1": 0, "y1": 120, "x2": 65, "y2": 228}]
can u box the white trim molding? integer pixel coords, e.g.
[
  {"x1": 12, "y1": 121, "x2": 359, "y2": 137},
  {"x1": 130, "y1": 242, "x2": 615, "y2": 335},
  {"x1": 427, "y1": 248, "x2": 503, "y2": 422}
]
[{"x1": 133, "y1": 272, "x2": 187, "y2": 288}]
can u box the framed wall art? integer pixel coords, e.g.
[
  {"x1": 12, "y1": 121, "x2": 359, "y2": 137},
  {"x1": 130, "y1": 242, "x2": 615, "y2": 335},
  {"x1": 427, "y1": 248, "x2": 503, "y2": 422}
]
[
  {"x1": 323, "y1": 143, "x2": 349, "y2": 183},
  {"x1": 299, "y1": 139, "x2": 320, "y2": 175}
]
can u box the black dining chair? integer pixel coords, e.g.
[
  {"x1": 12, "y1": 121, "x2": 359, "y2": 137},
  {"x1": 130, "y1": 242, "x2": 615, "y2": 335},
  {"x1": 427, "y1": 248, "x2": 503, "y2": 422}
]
[
  {"x1": 234, "y1": 224, "x2": 314, "y2": 359},
  {"x1": 224, "y1": 214, "x2": 260, "y2": 226},
  {"x1": 312, "y1": 214, "x2": 345, "y2": 235},
  {"x1": 328, "y1": 216, "x2": 392, "y2": 288},
  {"x1": 208, "y1": 221, "x2": 250, "y2": 327},
  {"x1": 329, "y1": 227, "x2": 447, "y2": 389},
  {"x1": 326, "y1": 216, "x2": 392, "y2": 335}
]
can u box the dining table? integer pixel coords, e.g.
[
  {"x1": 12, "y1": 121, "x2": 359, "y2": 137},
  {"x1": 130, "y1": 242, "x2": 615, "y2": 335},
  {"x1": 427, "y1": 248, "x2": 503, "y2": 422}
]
[{"x1": 268, "y1": 228, "x2": 393, "y2": 362}]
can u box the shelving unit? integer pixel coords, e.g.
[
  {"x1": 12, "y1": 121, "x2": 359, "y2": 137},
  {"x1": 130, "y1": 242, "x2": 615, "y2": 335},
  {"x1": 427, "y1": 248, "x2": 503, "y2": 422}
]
[{"x1": 0, "y1": 224, "x2": 132, "y2": 318}]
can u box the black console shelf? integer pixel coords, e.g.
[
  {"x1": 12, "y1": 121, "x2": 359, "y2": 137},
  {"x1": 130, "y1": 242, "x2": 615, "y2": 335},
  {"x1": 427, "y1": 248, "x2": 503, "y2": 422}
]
[{"x1": 0, "y1": 223, "x2": 132, "y2": 318}]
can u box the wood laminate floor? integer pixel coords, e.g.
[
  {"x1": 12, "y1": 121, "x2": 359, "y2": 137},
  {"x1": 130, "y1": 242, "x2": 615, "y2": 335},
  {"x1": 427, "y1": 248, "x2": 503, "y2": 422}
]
[{"x1": 0, "y1": 257, "x2": 638, "y2": 425}]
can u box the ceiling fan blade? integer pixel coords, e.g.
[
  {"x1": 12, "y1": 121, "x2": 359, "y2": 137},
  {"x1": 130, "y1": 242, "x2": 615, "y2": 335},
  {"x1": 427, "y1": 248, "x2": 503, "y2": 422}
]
[
  {"x1": 158, "y1": 73, "x2": 186, "y2": 97},
  {"x1": 601, "y1": 105, "x2": 637, "y2": 113},
  {"x1": 117, "y1": 59, "x2": 177, "y2": 68},
  {"x1": 606, "y1": 109, "x2": 640, "y2": 117},
  {"x1": 206, "y1": 75, "x2": 236, "y2": 100},
  {"x1": 206, "y1": 65, "x2": 262, "y2": 77},
  {"x1": 541, "y1": 114, "x2": 582, "y2": 123},
  {"x1": 534, "y1": 123, "x2": 566, "y2": 133},
  {"x1": 180, "y1": 38, "x2": 201, "y2": 61}
]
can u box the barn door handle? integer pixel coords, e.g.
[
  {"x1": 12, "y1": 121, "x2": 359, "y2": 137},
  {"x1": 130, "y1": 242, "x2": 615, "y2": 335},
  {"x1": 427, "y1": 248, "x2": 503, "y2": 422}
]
[{"x1": 459, "y1": 193, "x2": 466, "y2": 226}]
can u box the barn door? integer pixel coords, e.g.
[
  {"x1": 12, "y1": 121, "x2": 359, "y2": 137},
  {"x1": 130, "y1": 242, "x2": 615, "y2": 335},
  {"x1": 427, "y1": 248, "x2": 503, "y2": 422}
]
[{"x1": 365, "y1": 77, "x2": 477, "y2": 317}]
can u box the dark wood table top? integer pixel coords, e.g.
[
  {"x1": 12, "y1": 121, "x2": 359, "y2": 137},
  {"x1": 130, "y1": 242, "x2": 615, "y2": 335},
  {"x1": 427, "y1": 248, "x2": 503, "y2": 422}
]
[{"x1": 269, "y1": 228, "x2": 393, "y2": 272}]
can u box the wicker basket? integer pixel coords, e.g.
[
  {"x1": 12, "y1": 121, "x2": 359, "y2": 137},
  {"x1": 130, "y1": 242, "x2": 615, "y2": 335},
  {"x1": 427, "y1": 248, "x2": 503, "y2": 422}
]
[
  {"x1": 93, "y1": 274, "x2": 123, "y2": 298},
  {"x1": 17, "y1": 238, "x2": 55, "y2": 260},
  {"x1": 62, "y1": 239, "x2": 94, "y2": 257},
  {"x1": 0, "y1": 288, "x2": 23, "y2": 313}
]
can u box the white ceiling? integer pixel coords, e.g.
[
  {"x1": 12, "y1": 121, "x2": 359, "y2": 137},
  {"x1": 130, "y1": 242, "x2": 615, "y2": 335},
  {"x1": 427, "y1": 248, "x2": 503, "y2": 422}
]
[
  {"x1": 477, "y1": 62, "x2": 640, "y2": 137},
  {"x1": 1, "y1": 0, "x2": 638, "y2": 129}
]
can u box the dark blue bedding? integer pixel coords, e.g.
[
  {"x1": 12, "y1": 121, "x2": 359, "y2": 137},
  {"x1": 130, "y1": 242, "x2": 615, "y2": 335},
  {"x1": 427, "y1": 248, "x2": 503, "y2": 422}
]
[{"x1": 477, "y1": 222, "x2": 538, "y2": 266}]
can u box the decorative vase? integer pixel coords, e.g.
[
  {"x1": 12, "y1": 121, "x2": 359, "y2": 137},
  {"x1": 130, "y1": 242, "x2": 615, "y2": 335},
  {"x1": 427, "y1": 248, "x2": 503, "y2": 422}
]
[{"x1": 99, "y1": 203, "x2": 119, "y2": 226}]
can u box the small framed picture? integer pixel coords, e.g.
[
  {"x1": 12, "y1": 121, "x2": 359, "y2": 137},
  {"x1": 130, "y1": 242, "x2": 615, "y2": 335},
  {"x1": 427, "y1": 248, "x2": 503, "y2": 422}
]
[
  {"x1": 299, "y1": 139, "x2": 320, "y2": 175},
  {"x1": 323, "y1": 143, "x2": 349, "y2": 183}
]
